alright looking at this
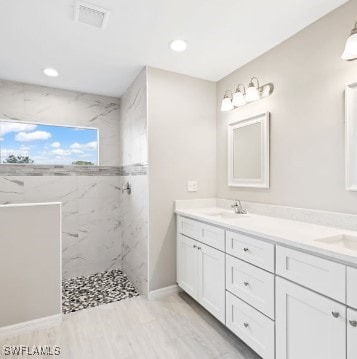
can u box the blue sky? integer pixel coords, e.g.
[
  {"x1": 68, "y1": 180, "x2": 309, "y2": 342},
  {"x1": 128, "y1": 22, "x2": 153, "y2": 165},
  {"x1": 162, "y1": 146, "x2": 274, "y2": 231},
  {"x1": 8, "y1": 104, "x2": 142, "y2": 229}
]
[{"x1": 0, "y1": 120, "x2": 98, "y2": 165}]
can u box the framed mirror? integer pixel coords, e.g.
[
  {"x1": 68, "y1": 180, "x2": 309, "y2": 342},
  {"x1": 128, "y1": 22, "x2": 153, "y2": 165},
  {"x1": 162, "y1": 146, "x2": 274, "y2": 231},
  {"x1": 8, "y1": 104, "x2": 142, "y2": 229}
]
[
  {"x1": 228, "y1": 112, "x2": 270, "y2": 188},
  {"x1": 346, "y1": 82, "x2": 357, "y2": 191}
]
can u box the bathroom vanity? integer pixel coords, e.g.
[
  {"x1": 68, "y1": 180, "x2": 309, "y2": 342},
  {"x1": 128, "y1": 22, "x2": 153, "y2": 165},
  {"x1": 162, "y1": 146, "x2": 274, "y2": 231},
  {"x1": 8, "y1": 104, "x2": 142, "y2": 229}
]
[{"x1": 175, "y1": 201, "x2": 357, "y2": 359}]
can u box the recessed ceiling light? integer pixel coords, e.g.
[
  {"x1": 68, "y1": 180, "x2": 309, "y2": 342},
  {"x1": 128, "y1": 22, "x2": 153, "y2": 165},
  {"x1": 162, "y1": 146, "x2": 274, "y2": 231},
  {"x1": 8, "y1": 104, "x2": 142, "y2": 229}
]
[
  {"x1": 169, "y1": 39, "x2": 187, "y2": 52},
  {"x1": 43, "y1": 68, "x2": 59, "y2": 77}
]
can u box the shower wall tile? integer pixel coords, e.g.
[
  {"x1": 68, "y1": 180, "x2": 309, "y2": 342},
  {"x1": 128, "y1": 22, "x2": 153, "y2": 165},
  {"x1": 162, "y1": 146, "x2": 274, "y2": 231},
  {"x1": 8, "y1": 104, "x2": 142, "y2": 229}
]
[
  {"x1": 120, "y1": 175, "x2": 148, "y2": 295},
  {"x1": 0, "y1": 177, "x2": 25, "y2": 203},
  {"x1": 119, "y1": 68, "x2": 148, "y2": 166},
  {"x1": 0, "y1": 79, "x2": 122, "y2": 280},
  {"x1": 0, "y1": 175, "x2": 122, "y2": 280},
  {"x1": 0, "y1": 80, "x2": 25, "y2": 120},
  {"x1": 0, "y1": 79, "x2": 121, "y2": 166},
  {"x1": 119, "y1": 68, "x2": 149, "y2": 295}
]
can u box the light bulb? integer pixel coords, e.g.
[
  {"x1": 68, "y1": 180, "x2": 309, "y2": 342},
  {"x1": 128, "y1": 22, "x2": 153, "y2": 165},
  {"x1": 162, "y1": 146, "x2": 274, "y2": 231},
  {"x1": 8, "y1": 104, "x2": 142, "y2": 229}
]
[
  {"x1": 245, "y1": 84, "x2": 260, "y2": 103},
  {"x1": 232, "y1": 90, "x2": 246, "y2": 107},
  {"x1": 342, "y1": 33, "x2": 357, "y2": 60},
  {"x1": 221, "y1": 97, "x2": 233, "y2": 112}
]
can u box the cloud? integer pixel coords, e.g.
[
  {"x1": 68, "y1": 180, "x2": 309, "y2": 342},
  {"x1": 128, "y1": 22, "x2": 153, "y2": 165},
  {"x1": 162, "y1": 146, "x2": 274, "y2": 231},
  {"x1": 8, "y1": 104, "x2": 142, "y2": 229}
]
[
  {"x1": 0, "y1": 121, "x2": 37, "y2": 136},
  {"x1": 51, "y1": 142, "x2": 61, "y2": 148},
  {"x1": 15, "y1": 131, "x2": 52, "y2": 142},
  {"x1": 51, "y1": 148, "x2": 70, "y2": 156},
  {"x1": 71, "y1": 149, "x2": 84, "y2": 154},
  {"x1": 70, "y1": 141, "x2": 97, "y2": 150}
]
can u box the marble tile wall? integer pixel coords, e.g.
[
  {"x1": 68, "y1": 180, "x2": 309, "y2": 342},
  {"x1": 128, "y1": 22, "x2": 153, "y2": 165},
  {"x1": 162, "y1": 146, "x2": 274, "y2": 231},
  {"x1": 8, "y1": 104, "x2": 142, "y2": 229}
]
[
  {"x1": 0, "y1": 79, "x2": 122, "y2": 279},
  {"x1": 0, "y1": 79, "x2": 121, "y2": 166},
  {"x1": 0, "y1": 176, "x2": 122, "y2": 279},
  {"x1": 119, "y1": 68, "x2": 149, "y2": 295}
]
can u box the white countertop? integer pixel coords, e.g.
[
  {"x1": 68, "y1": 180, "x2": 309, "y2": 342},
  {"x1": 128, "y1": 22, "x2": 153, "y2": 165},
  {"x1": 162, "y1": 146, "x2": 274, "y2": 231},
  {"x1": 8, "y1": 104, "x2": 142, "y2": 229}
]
[{"x1": 175, "y1": 205, "x2": 357, "y2": 266}]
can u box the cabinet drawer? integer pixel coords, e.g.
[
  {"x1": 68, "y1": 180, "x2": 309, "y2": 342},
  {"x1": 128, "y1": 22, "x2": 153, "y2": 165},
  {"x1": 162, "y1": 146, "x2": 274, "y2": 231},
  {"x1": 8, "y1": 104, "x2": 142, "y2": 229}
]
[
  {"x1": 177, "y1": 216, "x2": 199, "y2": 240},
  {"x1": 276, "y1": 246, "x2": 346, "y2": 302},
  {"x1": 198, "y1": 222, "x2": 225, "y2": 251},
  {"x1": 226, "y1": 291, "x2": 275, "y2": 359},
  {"x1": 226, "y1": 230, "x2": 275, "y2": 272},
  {"x1": 347, "y1": 267, "x2": 357, "y2": 309},
  {"x1": 226, "y1": 254, "x2": 275, "y2": 319}
]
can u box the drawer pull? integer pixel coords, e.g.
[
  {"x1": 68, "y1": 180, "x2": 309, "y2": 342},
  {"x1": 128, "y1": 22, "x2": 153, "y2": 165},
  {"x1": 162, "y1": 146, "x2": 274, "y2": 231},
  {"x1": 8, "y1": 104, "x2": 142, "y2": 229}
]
[
  {"x1": 243, "y1": 281, "x2": 249, "y2": 287},
  {"x1": 197, "y1": 247, "x2": 201, "y2": 250},
  {"x1": 193, "y1": 245, "x2": 197, "y2": 248},
  {"x1": 243, "y1": 247, "x2": 249, "y2": 252},
  {"x1": 332, "y1": 311, "x2": 340, "y2": 318},
  {"x1": 243, "y1": 322, "x2": 249, "y2": 328},
  {"x1": 350, "y1": 320, "x2": 357, "y2": 327}
]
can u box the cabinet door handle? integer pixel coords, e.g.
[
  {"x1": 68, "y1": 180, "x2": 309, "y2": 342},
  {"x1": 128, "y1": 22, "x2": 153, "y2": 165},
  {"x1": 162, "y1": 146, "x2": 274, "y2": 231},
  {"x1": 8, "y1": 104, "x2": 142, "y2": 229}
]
[
  {"x1": 243, "y1": 247, "x2": 249, "y2": 252},
  {"x1": 243, "y1": 281, "x2": 249, "y2": 287},
  {"x1": 193, "y1": 245, "x2": 197, "y2": 248},
  {"x1": 350, "y1": 320, "x2": 357, "y2": 327},
  {"x1": 332, "y1": 311, "x2": 340, "y2": 318},
  {"x1": 243, "y1": 322, "x2": 249, "y2": 328},
  {"x1": 197, "y1": 247, "x2": 201, "y2": 250}
]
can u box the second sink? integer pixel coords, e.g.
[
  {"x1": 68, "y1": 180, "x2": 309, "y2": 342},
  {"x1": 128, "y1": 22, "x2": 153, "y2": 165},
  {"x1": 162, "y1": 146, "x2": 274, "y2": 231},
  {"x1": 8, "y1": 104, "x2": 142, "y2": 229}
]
[{"x1": 315, "y1": 234, "x2": 357, "y2": 251}]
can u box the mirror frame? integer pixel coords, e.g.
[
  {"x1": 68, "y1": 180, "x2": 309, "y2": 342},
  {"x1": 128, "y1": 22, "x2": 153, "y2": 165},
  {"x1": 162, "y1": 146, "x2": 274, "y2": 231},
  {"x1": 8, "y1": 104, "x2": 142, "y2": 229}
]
[
  {"x1": 346, "y1": 82, "x2": 357, "y2": 191},
  {"x1": 228, "y1": 112, "x2": 270, "y2": 188}
]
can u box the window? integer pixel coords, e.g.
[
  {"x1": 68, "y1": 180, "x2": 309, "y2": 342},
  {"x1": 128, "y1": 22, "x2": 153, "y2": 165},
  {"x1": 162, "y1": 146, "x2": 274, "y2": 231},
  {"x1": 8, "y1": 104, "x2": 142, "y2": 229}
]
[{"x1": 0, "y1": 120, "x2": 99, "y2": 165}]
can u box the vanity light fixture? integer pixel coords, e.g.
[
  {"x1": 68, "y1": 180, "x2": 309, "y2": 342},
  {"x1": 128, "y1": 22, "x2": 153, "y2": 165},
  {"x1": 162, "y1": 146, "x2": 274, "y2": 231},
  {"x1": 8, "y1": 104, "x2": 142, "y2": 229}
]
[
  {"x1": 43, "y1": 68, "x2": 59, "y2": 77},
  {"x1": 220, "y1": 77, "x2": 274, "y2": 112},
  {"x1": 342, "y1": 22, "x2": 357, "y2": 61},
  {"x1": 221, "y1": 90, "x2": 234, "y2": 112}
]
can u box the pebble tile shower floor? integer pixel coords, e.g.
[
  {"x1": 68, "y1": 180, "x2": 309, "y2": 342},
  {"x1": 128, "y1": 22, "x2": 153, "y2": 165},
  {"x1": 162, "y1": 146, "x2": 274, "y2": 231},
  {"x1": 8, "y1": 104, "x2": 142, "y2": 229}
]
[{"x1": 62, "y1": 269, "x2": 139, "y2": 314}]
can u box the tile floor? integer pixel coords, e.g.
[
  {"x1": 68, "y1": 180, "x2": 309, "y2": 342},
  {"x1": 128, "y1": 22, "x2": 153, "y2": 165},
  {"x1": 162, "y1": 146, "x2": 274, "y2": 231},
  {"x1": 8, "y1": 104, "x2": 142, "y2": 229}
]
[{"x1": 0, "y1": 292, "x2": 260, "y2": 359}]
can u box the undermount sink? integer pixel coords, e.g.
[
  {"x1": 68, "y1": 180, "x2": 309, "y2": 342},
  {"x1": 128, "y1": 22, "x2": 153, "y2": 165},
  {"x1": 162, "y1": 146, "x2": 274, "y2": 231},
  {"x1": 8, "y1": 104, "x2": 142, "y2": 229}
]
[
  {"x1": 198, "y1": 210, "x2": 246, "y2": 219},
  {"x1": 315, "y1": 234, "x2": 357, "y2": 251}
]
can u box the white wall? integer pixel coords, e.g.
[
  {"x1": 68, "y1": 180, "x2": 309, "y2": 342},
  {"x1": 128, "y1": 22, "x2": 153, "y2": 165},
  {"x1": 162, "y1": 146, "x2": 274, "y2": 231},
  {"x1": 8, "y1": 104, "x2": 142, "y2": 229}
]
[
  {"x1": 217, "y1": 0, "x2": 357, "y2": 215},
  {"x1": 147, "y1": 67, "x2": 217, "y2": 291}
]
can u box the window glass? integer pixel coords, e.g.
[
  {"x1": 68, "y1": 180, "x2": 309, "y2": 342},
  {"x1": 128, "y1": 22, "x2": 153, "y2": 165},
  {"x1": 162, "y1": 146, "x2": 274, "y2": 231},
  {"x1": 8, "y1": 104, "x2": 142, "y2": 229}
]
[{"x1": 0, "y1": 120, "x2": 98, "y2": 165}]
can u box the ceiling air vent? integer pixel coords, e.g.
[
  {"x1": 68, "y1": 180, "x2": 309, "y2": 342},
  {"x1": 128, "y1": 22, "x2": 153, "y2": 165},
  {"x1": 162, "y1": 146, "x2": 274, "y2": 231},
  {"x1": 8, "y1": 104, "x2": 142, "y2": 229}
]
[{"x1": 74, "y1": 1, "x2": 110, "y2": 29}]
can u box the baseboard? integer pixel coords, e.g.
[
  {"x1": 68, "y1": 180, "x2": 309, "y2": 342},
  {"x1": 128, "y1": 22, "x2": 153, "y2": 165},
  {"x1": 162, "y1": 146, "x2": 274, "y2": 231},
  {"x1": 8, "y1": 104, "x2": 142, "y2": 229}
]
[
  {"x1": 0, "y1": 314, "x2": 62, "y2": 338},
  {"x1": 148, "y1": 284, "x2": 182, "y2": 300}
]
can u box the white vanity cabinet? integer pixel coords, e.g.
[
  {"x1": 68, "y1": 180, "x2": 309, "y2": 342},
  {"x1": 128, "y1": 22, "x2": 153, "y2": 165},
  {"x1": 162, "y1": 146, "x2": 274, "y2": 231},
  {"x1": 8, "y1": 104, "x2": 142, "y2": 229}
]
[
  {"x1": 276, "y1": 276, "x2": 346, "y2": 359},
  {"x1": 177, "y1": 215, "x2": 276, "y2": 358},
  {"x1": 176, "y1": 214, "x2": 357, "y2": 359},
  {"x1": 177, "y1": 232, "x2": 225, "y2": 323}
]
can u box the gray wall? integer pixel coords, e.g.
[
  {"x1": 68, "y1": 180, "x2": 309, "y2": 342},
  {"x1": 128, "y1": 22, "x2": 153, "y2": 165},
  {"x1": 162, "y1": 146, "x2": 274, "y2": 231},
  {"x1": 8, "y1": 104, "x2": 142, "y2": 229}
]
[
  {"x1": 119, "y1": 69, "x2": 149, "y2": 295},
  {"x1": 0, "y1": 203, "x2": 61, "y2": 327},
  {"x1": 217, "y1": 0, "x2": 357, "y2": 215},
  {"x1": 147, "y1": 67, "x2": 217, "y2": 291},
  {"x1": 0, "y1": 80, "x2": 122, "y2": 279}
]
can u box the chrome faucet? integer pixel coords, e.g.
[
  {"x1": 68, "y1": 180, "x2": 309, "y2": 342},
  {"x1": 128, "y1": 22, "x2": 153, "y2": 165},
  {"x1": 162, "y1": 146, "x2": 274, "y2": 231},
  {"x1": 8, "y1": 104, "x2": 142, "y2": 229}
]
[{"x1": 231, "y1": 199, "x2": 247, "y2": 214}]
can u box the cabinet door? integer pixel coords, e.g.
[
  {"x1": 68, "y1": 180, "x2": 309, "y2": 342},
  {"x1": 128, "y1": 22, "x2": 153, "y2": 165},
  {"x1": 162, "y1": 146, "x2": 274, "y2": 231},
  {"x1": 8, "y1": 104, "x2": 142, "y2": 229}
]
[
  {"x1": 276, "y1": 277, "x2": 346, "y2": 359},
  {"x1": 348, "y1": 308, "x2": 357, "y2": 359},
  {"x1": 177, "y1": 234, "x2": 199, "y2": 300},
  {"x1": 198, "y1": 243, "x2": 225, "y2": 323},
  {"x1": 347, "y1": 267, "x2": 357, "y2": 309}
]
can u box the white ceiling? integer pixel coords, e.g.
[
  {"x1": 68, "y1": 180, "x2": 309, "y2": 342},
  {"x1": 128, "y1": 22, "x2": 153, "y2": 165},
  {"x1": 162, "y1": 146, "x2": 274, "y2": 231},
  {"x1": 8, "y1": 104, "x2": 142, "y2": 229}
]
[{"x1": 0, "y1": 0, "x2": 348, "y2": 97}]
